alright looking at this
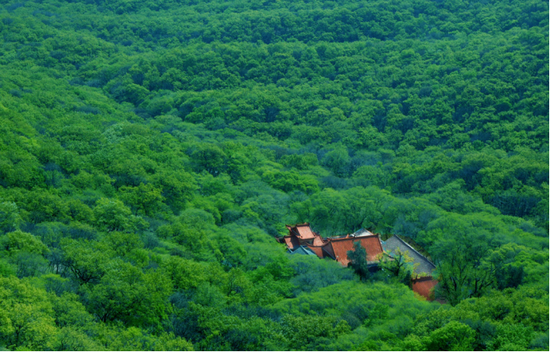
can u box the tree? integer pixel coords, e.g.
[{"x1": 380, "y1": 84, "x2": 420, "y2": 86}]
[
  {"x1": 426, "y1": 321, "x2": 476, "y2": 351},
  {"x1": 296, "y1": 188, "x2": 349, "y2": 234},
  {"x1": 97, "y1": 325, "x2": 193, "y2": 351},
  {"x1": 0, "y1": 276, "x2": 59, "y2": 350},
  {"x1": 60, "y1": 238, "x2": 112, "y2": 285},
  {"x1": 119, "y1": 183, "x2": 165, "y2": 216},
  {"x1": 151, "y1": 170, "x2": 197, "y2": 210},
  {"x1": 347, "y1": 241, "x2": 370, "y2": 281},
  {"x1": 83, "y1": 261, "x2": 172, "y2": 328},
  {"x1": 102, "y1": 231, "x2": 147, "y2": 267},
  {"x1": 281, "y1": 315, "x2": 351, "y2": 350},
  {"x1": 0, "y1": 230, "x2": 48, "y2": 256},
  {"x1": 0, "y1": 201, "x2": 21, "y2": 233},
  {"x1": 190, "y1": 144, "x2": 227, "y2": 176},
  {"x1": 0, "y1": 230, "x2": 49, "y2": 278},
  {"x1": 54, "y1": 327, "x2": 101, "y2": 351},
  {"x1": 378, "y1": 248, "x2": 417, "y2": 284},
  {"x1": 430, "y1": 225, "x2": 496, "y2": 305},
  {"x1": 93, "y1": 198, "x2": 148, "y2": 233},
  {"x1": 322, "y1": 145, "x2": 351, "y2": 177},
  {"x1": 487, "y1": 243, "x2": 526, "y2": 290}
]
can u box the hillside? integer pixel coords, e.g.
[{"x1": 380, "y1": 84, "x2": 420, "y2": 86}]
[{"x1": 0, "y1": 0, "x2": 548, "y2": 350}]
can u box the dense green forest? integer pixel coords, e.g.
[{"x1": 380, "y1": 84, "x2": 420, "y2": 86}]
[{"x1": 0, "y1": 0, "x2": 548, "y2": 350}]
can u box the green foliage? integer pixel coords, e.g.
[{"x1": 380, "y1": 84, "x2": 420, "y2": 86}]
[
  {"x1": 426, "y1": 321, "x2": 476, "y2": 351},
  {"x1": 0, "y1": 276, "x2": 58, "y2": 350},
  {"x1": 83, "y1": 261, "x2": 173, "y2": 328},
  {"x1": 0, "y1": 230, "x2": 49, "y2": 278},
  {"x1": 119, "y1": 183, "x2": 165, "y2": 216},
  {"x1": 60, "y1": 238, "x2": 112, "y2": 285},
  {"x1": 162, "y1": 256, "x2": 226, "y2": 291},
  {"x1": 0, "y1": 201, "x2": 21, "y2": 233},
  {"x1": 347, "y1": 241, "x2": 370, "y2": 281},
  {"x1": 0, "y1": 0, "x2": 547, "y2": 350},
  {"x1": 0, "y1": 230, "x2": 48, "y2": 256},
  {"x1": 93, "y1": 198, "x2": 148, "y2": 233},
  {"x1": 288, "y1": 255, "x2": 355, "y2": 295},
  {"x1": 281, "y1": 314, "x2": 352, "y2": 350},
  {"x1": 379, "y1": 248, "x2": 416, "y2": 284},
  {"x1": 431, "y1": 230, "x2": 495, "y2": 305}
]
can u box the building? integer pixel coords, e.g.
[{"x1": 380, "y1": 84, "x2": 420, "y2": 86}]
[
  {"x1": 383, "y1": 235, "x2": 438, "y2": 300},
  {"x1": 411, "y1": 276, "x2": 439, "y2": 300},
  {"x1": 277, "y1": 223, "x2": 384, "y2": 267},
  {"x1": 278, "y1": 224, "x2": 439, "y2": 301},
  {"x1": 383, "y1": 235, "x2": 436, "y2": 276},
  {"x1": 287, "y1": 245, "x2": 318, "y2": 256},
  {"x1": 329, "y1": 233, "x2": 384, "y2": 266}
]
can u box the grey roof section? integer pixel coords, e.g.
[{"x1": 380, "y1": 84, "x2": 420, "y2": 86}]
[
  {"x1": 330, "y1": 228, "x2": 374, "y2": 240},
  {"x1": 351, "y1": 228, "x2": 375, "y2": 237},
  {"x1": 287, "y1": 246, "x2": 318, "y2": 256},
  {"x1": 384, "y1": 235, "x2": 436, "y2": 275}
]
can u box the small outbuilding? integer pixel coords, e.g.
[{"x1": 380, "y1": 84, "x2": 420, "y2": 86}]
[
  {"x1": 383, "y1": 235, "x2": 436, "y2": 276},
  {"x1": 384, "y1": 235, "x2": 438, "y2": 300}
]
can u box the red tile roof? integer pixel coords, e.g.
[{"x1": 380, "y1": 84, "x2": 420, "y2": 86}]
[
  {"x1": 306, "y1": 240, "x2": 335, "y2": 260},
  {"x1": 281, "y1": 225, "x2": 383, "y2": 265},
  {"x1": 411, "y1": 276, "x2": 438, "y2": 300},
  {"x1": 292, "y1": 224, "x2": 316, "y2": 240},
  {"x1": 312, "y1": 236, "x2": 326, "y2": 246},
  {"x1": 322, "y1": 243, "x2": 335, "y2": 259},
  {"x1": 280, "y1": 224, "x2": 439, "y2": 303},
  {"x1": 306, "y1": 245, "x2": 326, "y2": 258},
  {"x1": 329, "y1": 235, "x2": 384, "y2": 266},
  {"x1": 283, "y1": 235, "x2": 300, "y2": 250}
]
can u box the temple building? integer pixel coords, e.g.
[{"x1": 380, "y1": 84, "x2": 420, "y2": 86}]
[
  {"x1": 277, "y1": 223, "x2": 384, "y2": 267},
  {"x1": 383, "y1": 235, "x2": 438, "y2": 300},
  {"x1": 278, "y1": 223, "x2": 439, "y2": 301},
  {"x1": 383, "y1": 235, "x2": 436, "y2": 276},
  {"x1": 411, "y1": 276, "x2": 439, "y2": 300}
]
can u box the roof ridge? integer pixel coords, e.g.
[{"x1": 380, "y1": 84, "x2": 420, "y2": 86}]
[
  {"x1": 307, "y1": 242, "x2": 330, "y2": 247},
  {"x1": 329, "y1": 234, "x2": 379, "y2": 241},
  {"x1": 394, "y1": 235, "x2": 435, "y2": 268}
]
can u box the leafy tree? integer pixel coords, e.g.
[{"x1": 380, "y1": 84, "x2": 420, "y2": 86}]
[
  {"x1": 152, "y1": 170, "x2": 197, "y2": 210},
  {"x1": 66, "y1": 199, "x2": 95, "y2": 223},
  {"x1": 161, "y1": 256, "x2": 227, "y2": 291},
  {"x1": 0, "y1": 201, "x2": 21, "y2": 233},
  {"x1": 289, "y1": 255, "x2": 354, "y2": 295},
  {"x1": 432, "y1": 233, "x2": 496, "y2": 305},
  {"x1": 0, "y1": 230, "x2": 48, "y2": 256},
  {"x1": 426, "y1": 321, "x2": 476, "y2": 351},
  {"x1": 93, "y1": 198, "x2": 148, "y2": 233},
  {"x1": 322, "y1": 145, "x2": 351, "y2": 177},
  {"x1": 0, "y1": 0, "x2": 547, "y2": 350},
  {"x1": 190, "y1": 144, "x2": 227, "y2": 176},
  {"x1": 54, "y1": 327, "x2": 101, "y2": 351},
  {"x1": 378, "y1": 248, "x2": 416, "y2": 284},
  {"x1": 119, "y1": 182, "x2": 165, "y2": 216},
  {"x1": 487, "y1": 243, "x2": 526, "y2": 290},
  {"x1": 97, "y1": 325, "x2": 193, "y2": 351},
  {"x1": 347, "y1": 241, "x2": 370, "y2": 281},
  {"x1": 59, "y1": 238, "x2": 112, "y2": 285},
  {"x1": 0, "y1": 276, "x2": 58, "y2": 350},
  {"x1": 281, "y1": 315, "x2": 351, "y2": 350},
  {"x1": 83, "y1": 260, "x2": 173, "y2": 328}
]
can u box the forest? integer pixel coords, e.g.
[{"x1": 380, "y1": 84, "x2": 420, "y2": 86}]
[{"x1": 0, "y1": 0, "x2": 548, "y2": 350}]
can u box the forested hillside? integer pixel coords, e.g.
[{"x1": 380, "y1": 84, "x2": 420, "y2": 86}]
[{"x1": 0, "y1": 0, "x2": 548, "y2": 350}]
